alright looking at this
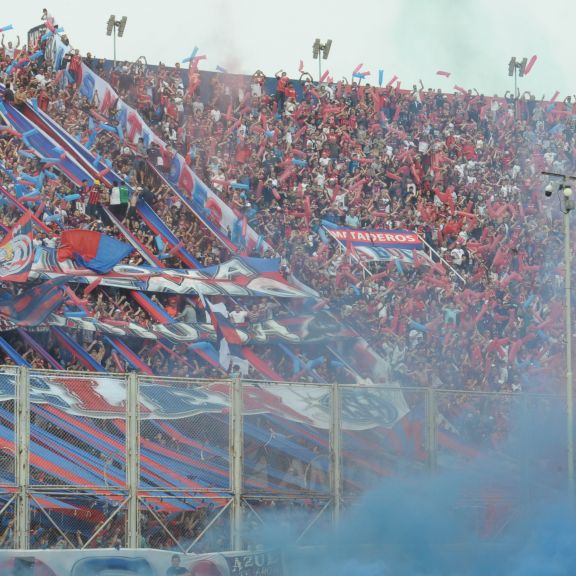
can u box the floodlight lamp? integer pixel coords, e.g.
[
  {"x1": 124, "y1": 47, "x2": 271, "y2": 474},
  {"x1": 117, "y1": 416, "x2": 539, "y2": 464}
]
[
  {"x1": 118, "y1": 16, "x2": 127, "y2": 37},
  {"x1": 518, "y1": 57, "x2": 527, "y2": 77},
  {"x1": 322, "y1": 39, "x2": 332, "y2": 59},
  {"x1": 313, "y1": 39, "x2": 320, "y2": 59},
  {"x1": 106, "y1": 14, "x2": 115, "y2": 36},
  {"x1": 563, "y1": 186, "x2": 573, "y2": 198},
  {"x1": 508, "y1": 57, "x2": 516, "y2": 77}
]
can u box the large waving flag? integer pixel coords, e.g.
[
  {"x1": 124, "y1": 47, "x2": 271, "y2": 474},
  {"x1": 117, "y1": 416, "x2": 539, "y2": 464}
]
[
  {"x1": 0, "y1": 211, "x2": 34, "y2": 282},
  {"x1": 57, "y1": 229, "x2": 134, "y2": 273},
  {"x1": 0, "y1": 277, "x2": 68, "y2": 328}
]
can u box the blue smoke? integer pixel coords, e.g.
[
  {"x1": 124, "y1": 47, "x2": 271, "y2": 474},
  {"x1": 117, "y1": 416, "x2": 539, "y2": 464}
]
[{"x1": 250, "y1": 397, "x2": 576, "y2": 575}]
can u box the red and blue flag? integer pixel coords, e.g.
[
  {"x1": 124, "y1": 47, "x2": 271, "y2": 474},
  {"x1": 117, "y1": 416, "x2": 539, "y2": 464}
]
[
  {"x1": 57, "y1": 229, "x2": 134, "y2": 273},
  {"x1": 0, "y1": 277, "x2": 68, "y2": 328}
]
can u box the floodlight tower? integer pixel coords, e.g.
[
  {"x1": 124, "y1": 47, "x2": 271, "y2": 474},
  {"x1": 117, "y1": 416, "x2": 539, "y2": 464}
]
[
  {"x1": 107, "y1": 15, "x2": 128, "y2": 67},
  {"x1": 508, "y1": 56, "x2": 528, "y2": 118},
  {"x1": 313, "y1": 39, "x2": 332, "y2": 82}
]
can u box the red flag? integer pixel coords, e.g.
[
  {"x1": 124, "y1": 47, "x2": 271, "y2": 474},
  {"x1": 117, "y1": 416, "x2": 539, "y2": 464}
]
[
  {"x1": 524, "y1": 55, "x2": 537, "y2": 75},
  {"x1": 386, "y1": 75, "x2": 398, "y2": 88}
]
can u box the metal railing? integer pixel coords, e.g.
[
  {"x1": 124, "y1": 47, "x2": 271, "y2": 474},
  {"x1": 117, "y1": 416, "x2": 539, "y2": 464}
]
[{"x1": 0, "y1": 367, "x2": 568, "y2": 551}]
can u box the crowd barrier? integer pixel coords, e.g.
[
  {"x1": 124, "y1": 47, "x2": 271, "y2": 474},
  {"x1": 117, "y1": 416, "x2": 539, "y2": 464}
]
[{"x1": 0, "y1": 367, "x2": 569, "y2": 553}]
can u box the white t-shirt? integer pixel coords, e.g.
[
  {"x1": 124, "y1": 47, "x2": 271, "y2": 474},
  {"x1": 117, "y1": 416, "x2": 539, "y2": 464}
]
[
  {"x1": 110, "y1": 186, "x2": 121, "y2": 205},
  {"x1": 230, "y1": 310, "x2": 248, "y2": 324},
  {"x1": 451, "y1": 247, "x2": 464, "y2": 266}
]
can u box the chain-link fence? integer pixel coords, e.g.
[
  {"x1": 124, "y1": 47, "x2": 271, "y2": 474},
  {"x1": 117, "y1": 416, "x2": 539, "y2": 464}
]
[
  {"x1": 341, "y1": 385, "x2": 426, "y2": 497},
  {"x1": 242, "y1": 381, "x2": 332, "y2": 495},
  {"x1": 3, "y1": 367, "x2": 573, "y2": 551},
  {"x1": 0, "y1": 369, "x2": 17, "y2": 550},
  {"x1": 138, "y1": 377, "x2": 232, "y2": 492},
  {"x1": 29, "y1": 371, "x2": 127, "y2": 489},
  {"x1": 0, "y1": 493, "x2": 15, "y2": 549},
  {"x1": 139, "y1": 493, "x2": 232, "y2": 553},
  {"x1": 242, "y1": 496, "x2": 332, "y2": 549},
  {"x1": 28, "y1": 492, "x2": 128, "y2": 550},
  {"x1": 0, "y1": 369, "x2": 16, "y2": 490}
]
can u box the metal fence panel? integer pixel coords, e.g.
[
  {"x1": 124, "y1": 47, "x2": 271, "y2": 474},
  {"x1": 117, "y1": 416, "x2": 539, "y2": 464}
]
[
  {"x1": 341, "y1": 386, "x2": 427, "y2": 497},
  {"x1": 2, "y1": 366, "x2": 573, "y2": 552},
  {"x1": 242, "y1": 496, "x2": 332, "y2": 548},
  {"x1": 0, "y1": 369, "x2": 16, "y2": 489},
  {"x1": 139, "y1": 494, "x2": 231, "y2": 553},
  {"x1": 28, "y1": 492, "x2": 128, "y2": 550},
  {"x1": 137, "y1": 377, "x2": 232, "y2": 491},
  {"x1": 434, "y1": 390, "x2": 569, "y2": 538},
  {"x1": 29, "y1": 371, "x2": 127, "y2": 488},
  {"x1": 0, "y1": 493, "x2": 15, "y2": 549},
  {"x1": 241, "y1": 381, "x2": 331, "y2": 495}
]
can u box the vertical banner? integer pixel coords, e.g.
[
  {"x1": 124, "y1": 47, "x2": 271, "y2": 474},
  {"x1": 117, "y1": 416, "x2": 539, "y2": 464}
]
[{"x1": 46, "y1": 35, "x2": 270, "y2": 255}]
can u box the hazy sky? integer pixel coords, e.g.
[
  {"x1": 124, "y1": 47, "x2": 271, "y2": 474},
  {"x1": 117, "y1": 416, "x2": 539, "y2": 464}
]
[{"x1": 5, "y1": 0, "x2": 576, "y2": 98}]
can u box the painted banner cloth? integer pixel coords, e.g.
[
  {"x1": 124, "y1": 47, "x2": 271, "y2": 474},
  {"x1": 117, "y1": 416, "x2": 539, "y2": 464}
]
[
  {"x1": 31, "y1": 252, "x2": 318, "y2": 298},
  {"x1": 45, "y1": 310, "x2": 353, "y2": 345},
  {"x1": 0, "y1": 550, "x2": 282, "y2": 576},
  {"x1": 58, "y1": 229, "x2": 134, "y2": 273},
  {"x1": 45, "y1": 34, "x2": 270, "y2": 255},
  {"x1": 0, "y1": 277, "x2": 68, "y2": 328},
  {"x1": 0, "y1": 369, "x2": 408, "y2": 430},
  {"x1": 0, "y1": 211, "x2": 34, "y2": 281},
  {"x1": 325, "y1": 225, "x2": 423, "y2": 263}
]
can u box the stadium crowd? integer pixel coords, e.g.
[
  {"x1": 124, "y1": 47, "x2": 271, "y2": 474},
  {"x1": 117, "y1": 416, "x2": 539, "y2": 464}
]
[
  {"x1": 0, "y1": 25, "x2": 570, "y2": 393},
  {"x1": 0, "y1": 9, "x2": 573, "y2": 550}
]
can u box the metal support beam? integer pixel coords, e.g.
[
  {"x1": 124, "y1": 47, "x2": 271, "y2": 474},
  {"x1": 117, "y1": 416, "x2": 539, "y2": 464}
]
[
  {"x1": 230, "y1": 376, "x2": 243, "y2": 550},
  {"x1": 427, "y1": 388, "x2": 437, "y2": 472},
  {"x1": 126, "y1": 372, "x2": 139, "y2": 548},
  {"x1": 15, "y1": 366, "x2": 30, "y2": 549},
  {"x1": 113, "y1": 23, "x2": 117, "y2": 67},
  {"x1": 564, "y1": 204, "x2": 574, "y2": 498},
  {"x1": 329, "y1": 383, "x2": 342, "y2": 526}
]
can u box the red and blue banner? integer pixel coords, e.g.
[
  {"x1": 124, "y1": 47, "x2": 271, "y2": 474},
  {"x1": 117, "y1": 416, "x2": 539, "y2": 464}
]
[
  {"x1": 46, "y1": 34, "x2": 270, "y2": 256},
  {"x1": 32, "y1": 253, "x2": 318, "y2": 299},
  {"x1": 0, "y1": 211, "x2": 34, "y2": 282},
  {"x1": 0, "y1": 277, "x2": 67, "y2": 327},
  {"x1": 325, "y1": 225, "x2": 423, "y2": 263},
  {"x1": 57, "y1": 230, "x2": 134, "y2": 273}
]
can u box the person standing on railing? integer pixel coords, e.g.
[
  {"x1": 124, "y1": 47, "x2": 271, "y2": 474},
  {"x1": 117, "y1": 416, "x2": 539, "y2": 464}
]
[{"x1": 108, "y1": 180, "x2": 123, "y2": 219}]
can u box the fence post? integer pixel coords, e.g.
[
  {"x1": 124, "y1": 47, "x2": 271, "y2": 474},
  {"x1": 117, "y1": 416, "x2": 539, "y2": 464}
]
[
  {"x1": 126, "y1": 372, "x2": 140, "y2": 548},
  {"x1": 330, "y1": 383, "x2": 342, "y2": 526},
  {"x1": 15, "y1": 366, "x2": 30, "y2": 549},
  {"x1": 230, "y1": 375, "x2": 243, "y2": 550},
  {"x1": 427, "y1": 388, "x2": 437, "y2": 472}
]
